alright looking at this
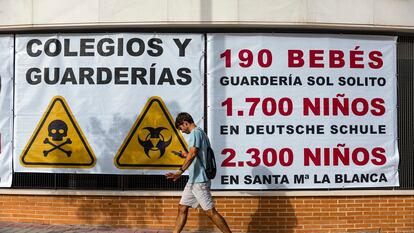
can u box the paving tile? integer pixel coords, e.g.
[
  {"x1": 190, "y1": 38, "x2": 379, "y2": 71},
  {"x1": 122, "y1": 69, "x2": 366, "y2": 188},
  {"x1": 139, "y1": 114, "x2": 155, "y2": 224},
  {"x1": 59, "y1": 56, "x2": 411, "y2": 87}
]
[{"x1": 0, "y1": 221, "x2": 218, "y2": 233}]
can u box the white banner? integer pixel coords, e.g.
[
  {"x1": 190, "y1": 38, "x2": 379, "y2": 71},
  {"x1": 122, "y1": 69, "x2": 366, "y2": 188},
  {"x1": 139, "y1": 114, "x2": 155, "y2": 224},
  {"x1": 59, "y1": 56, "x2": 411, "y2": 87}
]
[
  {"x1": 0, "y1": 35, "x2": 14, "y2": 187},
  {"x1": 207, "y1": 34, "x2": 399, "y2": 189},
  {"x1": 15, "y1": 33, "x2": 204, "y2": 174}
]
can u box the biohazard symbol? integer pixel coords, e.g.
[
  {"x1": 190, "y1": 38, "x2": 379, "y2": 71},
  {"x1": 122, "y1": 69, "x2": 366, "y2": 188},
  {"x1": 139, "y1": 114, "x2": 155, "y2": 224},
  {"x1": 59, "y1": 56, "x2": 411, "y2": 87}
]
[
  {"x1": 20, "y1": 96, "x2": 96, "y2": 168},
  {"x1": 138, "y1": 127, "x2": 172, "y2": 158},
  {"x1": 114, "y1": 96, "x2": 187, "y2": 169}
]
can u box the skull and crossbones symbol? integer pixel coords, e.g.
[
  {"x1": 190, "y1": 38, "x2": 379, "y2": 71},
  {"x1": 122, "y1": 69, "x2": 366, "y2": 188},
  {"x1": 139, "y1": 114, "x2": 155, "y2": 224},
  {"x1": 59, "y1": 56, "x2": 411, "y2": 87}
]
[{"x1": 43, "y1": 119, "x2": 72, "y2": 157}]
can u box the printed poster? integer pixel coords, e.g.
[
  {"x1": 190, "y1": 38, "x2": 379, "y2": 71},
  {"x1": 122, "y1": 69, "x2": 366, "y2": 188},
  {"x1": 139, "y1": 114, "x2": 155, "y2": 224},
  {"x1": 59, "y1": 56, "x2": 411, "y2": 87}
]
[
  {"x1": 14, "y1": 33, "x2": 204, "y2": 174},
  {"x1": 207, "y1": 34, "x2": 398, "y2": 189}
]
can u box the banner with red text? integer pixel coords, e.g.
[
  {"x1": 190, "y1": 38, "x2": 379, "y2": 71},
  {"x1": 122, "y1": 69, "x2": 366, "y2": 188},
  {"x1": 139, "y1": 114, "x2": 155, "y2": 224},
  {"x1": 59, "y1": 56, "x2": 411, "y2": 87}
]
[
  {"x1": 207, "y1": 34, "x2": 398, "y2": 189},
  {"x1": 0, "y1": 35, "x2": 13, "y2": 187}
]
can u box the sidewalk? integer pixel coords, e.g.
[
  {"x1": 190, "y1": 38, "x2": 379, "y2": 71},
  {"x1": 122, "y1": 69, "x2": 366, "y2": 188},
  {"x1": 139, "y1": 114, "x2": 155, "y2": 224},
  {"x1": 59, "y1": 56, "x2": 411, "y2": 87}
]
[{"x1": 0, "y1": 222, "x2": 215, "y2": 233}]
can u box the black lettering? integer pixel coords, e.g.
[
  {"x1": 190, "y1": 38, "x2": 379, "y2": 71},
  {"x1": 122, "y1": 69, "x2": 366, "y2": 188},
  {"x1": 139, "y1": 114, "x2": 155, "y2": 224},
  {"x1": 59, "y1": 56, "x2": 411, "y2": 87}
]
[
  {"x1": 44, "y1": 39, "x2": 62, "y2": 57},
  {"x1": 244, "y1": 175, "x2": 252, "y2": 184},
  {"x1": 80, "y1": 38, "x2": 95, "y2": 56},
  {"x1": 97, "y1": 38, "x2": 115, "y2": 56},
  {"x1": 147, "y1": 38, "x2": 163, "y2": 56},
  {"x1": 79, "y1": 68, "x2": 95, "y2": 84},
  {"x1": 173, "y1": 38, "x2": 192, "y2": 57},
  {"x1": 97, "y1": 67, "x2": 112, "y2": 84},
  {"x1": 176, "y1": 68, "x2": 191, "y2": 85},
  {"x1": 26, "y1": 68, "x2": 41, "y2": 84},
  {"x1": 61, "y1": 68, "x2": 77, "y2": 84},
  {"x1": 64, "y1": 39, "x2": 78, "y2": 56},
  {"x1": 117, "y1": 38, "x2": 124, "y2": 56},
  {"x1": 131, "y1": 68, "x2": 147, "y2": 85},
  {"x1": 158, "y1": 68, "x2": 175, "y2": 85},
  {"x1": 27, "y1": 39, "x2": 42, "y2": 57},
  {"x1": 127, "y1": 38, "x2": 145, "y2": 56},
  {"x1": 114, "y1": 67, "x2": 129, "y2": 84},
  {"x1": 44, "y1": 68, "x2": 60, "y2": 84}
]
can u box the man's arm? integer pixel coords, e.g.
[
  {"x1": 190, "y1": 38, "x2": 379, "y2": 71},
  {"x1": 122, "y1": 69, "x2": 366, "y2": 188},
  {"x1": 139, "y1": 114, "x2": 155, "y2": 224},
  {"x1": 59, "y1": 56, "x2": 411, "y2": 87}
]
[
  {"x1": 180, "y1": 147, "x2": 198, "y2": 171},
  {"x1": 165, "y1": 147, "x2": 198, "y2": 181}
]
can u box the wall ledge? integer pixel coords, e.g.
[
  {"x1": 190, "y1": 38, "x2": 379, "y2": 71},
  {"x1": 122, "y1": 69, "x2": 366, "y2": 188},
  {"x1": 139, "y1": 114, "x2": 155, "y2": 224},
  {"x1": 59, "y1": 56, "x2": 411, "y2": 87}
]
[
  {"x1": 0, "y1": 22, "x2": 413, "y2": 33},
  {"x1": 0, "y1": 189, "x2": 412, "y2": 197}
]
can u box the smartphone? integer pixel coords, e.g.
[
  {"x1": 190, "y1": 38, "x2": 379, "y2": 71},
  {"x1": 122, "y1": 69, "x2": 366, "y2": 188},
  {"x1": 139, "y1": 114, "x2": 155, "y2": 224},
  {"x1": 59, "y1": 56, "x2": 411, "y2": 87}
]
[{"x1": 172, "y1": 150, "x2": 185, "y2": 158}]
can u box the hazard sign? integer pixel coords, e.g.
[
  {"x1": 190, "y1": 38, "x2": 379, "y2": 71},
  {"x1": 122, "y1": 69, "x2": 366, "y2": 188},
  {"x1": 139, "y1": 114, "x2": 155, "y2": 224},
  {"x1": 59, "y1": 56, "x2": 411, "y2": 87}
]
[
  {"x1": 115, "y1": 96, "x2": 187, "y2": 169},
  {"x1": 20, "y1": 96, "x2": 96, "y2": 168}
]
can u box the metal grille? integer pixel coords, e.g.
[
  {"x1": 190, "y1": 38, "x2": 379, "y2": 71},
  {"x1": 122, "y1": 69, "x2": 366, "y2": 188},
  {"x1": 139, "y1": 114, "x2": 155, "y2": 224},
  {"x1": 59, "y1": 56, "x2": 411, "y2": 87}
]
[
  {"x1": 397, "y1": 36, "x2": 414, "y2": 190},
  {"x1": 11, "y1": 35, "x2": 414, "y2": 191},
  {"x1": 12, "y1": 173, "x2": 187, "y2": 190}
]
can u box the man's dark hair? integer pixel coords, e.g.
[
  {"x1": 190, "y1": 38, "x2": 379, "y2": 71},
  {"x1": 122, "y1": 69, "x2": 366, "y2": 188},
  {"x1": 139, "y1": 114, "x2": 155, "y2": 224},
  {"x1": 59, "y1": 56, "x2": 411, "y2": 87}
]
[{"x1": 175, "y1": 112, "x2": 194, "y2": 129}]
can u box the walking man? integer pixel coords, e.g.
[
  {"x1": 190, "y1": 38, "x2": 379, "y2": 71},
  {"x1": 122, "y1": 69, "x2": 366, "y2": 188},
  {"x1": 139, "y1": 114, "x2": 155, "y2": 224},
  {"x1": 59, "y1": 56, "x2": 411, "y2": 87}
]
[{"x1": 165, "y1": 112, "x2": 232, "y2": 233}]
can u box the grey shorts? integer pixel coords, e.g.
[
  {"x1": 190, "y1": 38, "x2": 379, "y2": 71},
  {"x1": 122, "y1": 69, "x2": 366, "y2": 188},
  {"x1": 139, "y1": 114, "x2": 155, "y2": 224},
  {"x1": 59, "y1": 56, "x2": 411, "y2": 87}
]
[{"x1": 180, "y1": 182, "x2": 214, "y2": 211}]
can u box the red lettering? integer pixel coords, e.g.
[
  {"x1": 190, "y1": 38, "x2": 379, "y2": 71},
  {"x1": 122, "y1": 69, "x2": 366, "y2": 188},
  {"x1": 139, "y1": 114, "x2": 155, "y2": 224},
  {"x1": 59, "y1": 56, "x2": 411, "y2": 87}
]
[
  {"x1": 289, "y1": 48, "x2": 383, "y2": 69},
  {"x1": 369, "y1": 51, "x2": 383, "y2": 69},
  {"x1": 304, "y1": 146, "x2": 387, "y2": 166},
  {"x1": 304, "y1": 148, "x2": 320, "y2": 166},
  {"x1": 304, "y1": 97, "x2": 385, "y2": 116},
  {"x1": 371, "y1": 147, "x2": 387, "y2": 166},
  {"x1": 352, "y1": 147, "x2": 370, "y2": 166},
  {"x1": 329, "y1": 50, "x2": 345, "y2": 68},
  {"x1": 370, "y1": 98, "x2": 386, "y2": 116},
  {"x1": 309, "y1": 50, "x2": 324, "y2": 68},
  {"x1": 333, "y1": 146, "x2": 350, "y2": 166},
  {"x1": 351, "y1": 98, "x2": 369, "y2": 116},
  {"x1": 288, "y1": 50, "x2": 304, "y2": 67},
  {"x1": 350, "y1": 47, "x2": 364, "y2": 68},
  {"x1": 303, "y1": 98, "x2": 320, "y2": 116}
]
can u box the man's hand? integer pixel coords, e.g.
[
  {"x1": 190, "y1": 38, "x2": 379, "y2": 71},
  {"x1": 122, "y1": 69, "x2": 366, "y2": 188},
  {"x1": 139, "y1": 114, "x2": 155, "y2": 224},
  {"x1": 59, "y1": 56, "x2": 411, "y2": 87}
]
[
  {"x1": 165, "y1": 170, "x2": 183, "y2": 182},
  {"x1": 181, "y1": 151, "x2": 188, "y2": 158},
  {"x1": 166, "y1": 147, "x2": 196, "y2": 182}
]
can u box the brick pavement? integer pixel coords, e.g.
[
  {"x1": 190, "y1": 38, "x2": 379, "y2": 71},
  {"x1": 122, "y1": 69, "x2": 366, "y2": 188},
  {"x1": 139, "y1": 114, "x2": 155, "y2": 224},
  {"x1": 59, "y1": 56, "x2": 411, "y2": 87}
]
[{"x1": 0, "y1": 222, "x2": 215, "y2": 233}]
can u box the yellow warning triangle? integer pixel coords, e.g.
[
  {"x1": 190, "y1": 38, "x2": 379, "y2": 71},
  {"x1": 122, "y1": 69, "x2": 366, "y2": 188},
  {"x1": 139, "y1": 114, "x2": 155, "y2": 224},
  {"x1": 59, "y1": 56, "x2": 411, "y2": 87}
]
[
  {"x1": 20, "y1": 96, "x2": 96, "y2": 168},
  {"x1": 115, "y1": 96, "x2": 187, "y2": 169}
]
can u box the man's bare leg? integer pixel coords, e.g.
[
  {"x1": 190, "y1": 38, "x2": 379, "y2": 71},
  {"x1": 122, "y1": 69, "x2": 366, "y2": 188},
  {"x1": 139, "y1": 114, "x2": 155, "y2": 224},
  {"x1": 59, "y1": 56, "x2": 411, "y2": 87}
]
[
  {"x1": 206, "y1": 208, "x2": 232, "y2": 233},
  {"x1": 173, "y1": 205, "x2": 190, "y2": 233}
]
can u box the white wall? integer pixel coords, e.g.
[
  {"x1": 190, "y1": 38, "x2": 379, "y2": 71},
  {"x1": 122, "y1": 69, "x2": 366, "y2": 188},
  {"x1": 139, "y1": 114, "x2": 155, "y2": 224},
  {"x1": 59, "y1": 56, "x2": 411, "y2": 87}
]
[{"x1": 0, "y1": 0, "x2": 413, "y2": 31}]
